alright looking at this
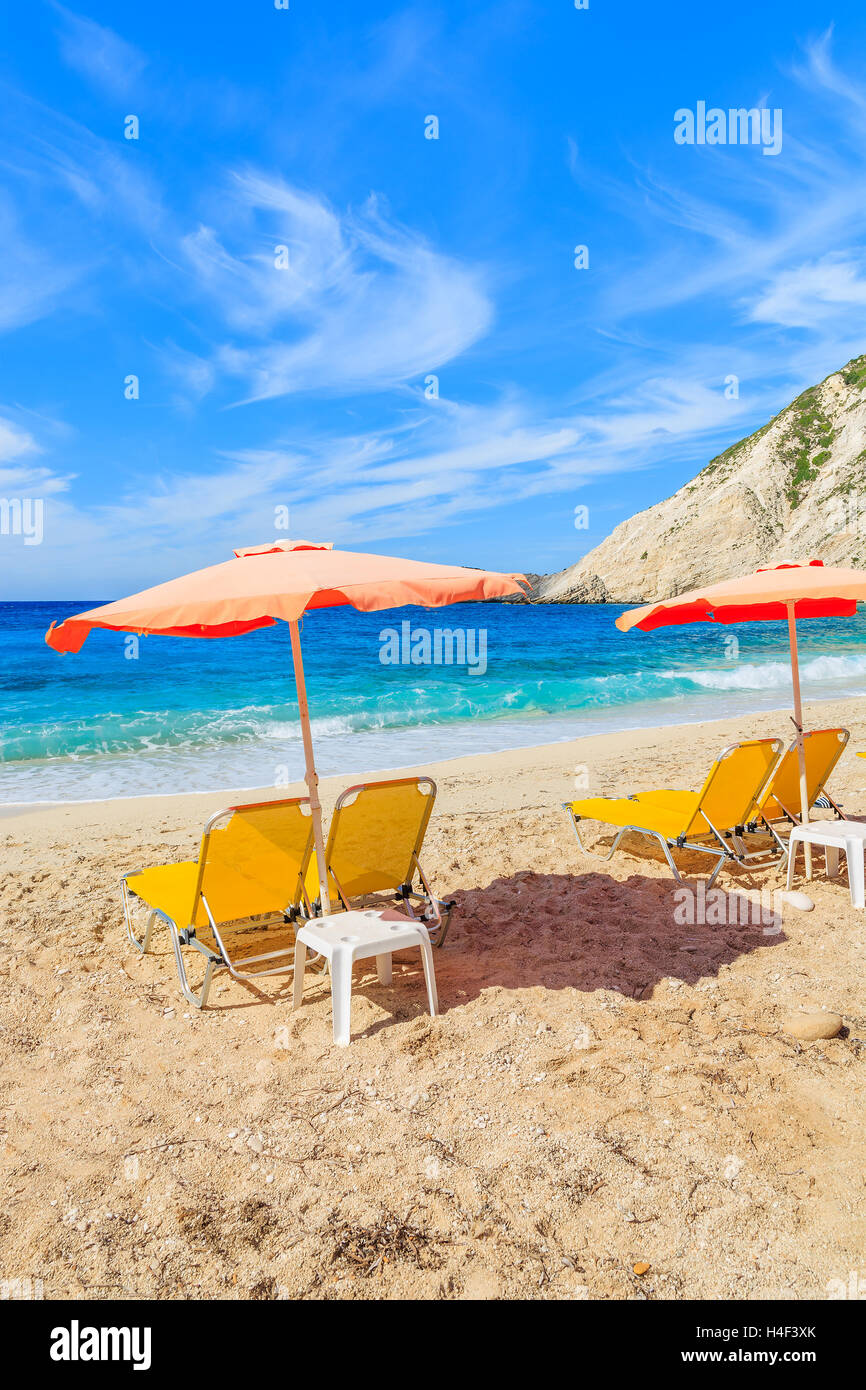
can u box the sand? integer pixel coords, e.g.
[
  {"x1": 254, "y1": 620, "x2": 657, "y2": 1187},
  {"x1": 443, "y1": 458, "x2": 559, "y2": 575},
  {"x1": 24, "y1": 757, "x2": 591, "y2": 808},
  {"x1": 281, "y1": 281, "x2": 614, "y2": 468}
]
[{"x1": 1, "y1": 699, "x2": 865, "y2": 1301}]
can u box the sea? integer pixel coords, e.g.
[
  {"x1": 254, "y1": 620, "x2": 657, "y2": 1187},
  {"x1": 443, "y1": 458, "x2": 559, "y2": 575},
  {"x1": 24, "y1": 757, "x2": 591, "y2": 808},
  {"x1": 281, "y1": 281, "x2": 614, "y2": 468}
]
[{"x1": 2, "y1": 599, "x2": 866, "y2": 804}]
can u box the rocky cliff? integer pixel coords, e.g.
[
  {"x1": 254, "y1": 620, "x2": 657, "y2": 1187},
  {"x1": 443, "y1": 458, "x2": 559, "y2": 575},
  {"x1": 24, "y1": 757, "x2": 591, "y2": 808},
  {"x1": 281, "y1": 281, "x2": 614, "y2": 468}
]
[{"x1": 536, "y1": 354, "x2": 866, "y2": 604}]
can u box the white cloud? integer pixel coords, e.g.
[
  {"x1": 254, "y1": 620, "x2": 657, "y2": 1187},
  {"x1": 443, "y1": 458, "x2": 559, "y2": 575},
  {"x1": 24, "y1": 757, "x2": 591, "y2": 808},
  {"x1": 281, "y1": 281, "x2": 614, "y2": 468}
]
[
  {"x1": 793, "y1": 26, "x2": 866, "y2": 125},
  {"x1": 197, "y1": 380, "x2": 756, "y2": 547},
  {"x1": 748, "y1": 252, "x2": 866, "y2": 327},
  {"x1": 0, "y1": 200, "x2": 88, "y2": 333},
  {"x1": 0, "y1": 83, "x2": 167, "y2": 338},
  {"x1": 0, "y1": 415, "x2": 74, "y2": 506},
  {"x1": 51, "y1": 3, "x2": 147, "y2": 97},
  {"x1": 0, "y1": 416, "x2": 40, "y2": 466},
  {"x1": 177, "y1": 175, "x2": 493, "y2": 401},
  {"x1": 2, "y1": 347, "x2": 767, "y2": 592}
]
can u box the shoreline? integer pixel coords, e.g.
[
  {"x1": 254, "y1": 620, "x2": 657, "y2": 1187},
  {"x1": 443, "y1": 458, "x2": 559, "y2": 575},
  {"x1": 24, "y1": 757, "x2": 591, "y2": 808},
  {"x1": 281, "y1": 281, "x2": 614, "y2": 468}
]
[
  {"x1": 3, "y1": 694, "x2": 863, "y2": 831},
  {"x1": 7, "y1": 602, "x2": 866, "y2": 808}
]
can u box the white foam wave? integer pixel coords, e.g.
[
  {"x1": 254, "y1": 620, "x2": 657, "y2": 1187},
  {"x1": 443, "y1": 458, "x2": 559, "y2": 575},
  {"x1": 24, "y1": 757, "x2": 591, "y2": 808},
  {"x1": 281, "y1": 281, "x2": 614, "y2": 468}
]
[{"x1": 661, "y1": 651, "x2": 866, "y2": 692}]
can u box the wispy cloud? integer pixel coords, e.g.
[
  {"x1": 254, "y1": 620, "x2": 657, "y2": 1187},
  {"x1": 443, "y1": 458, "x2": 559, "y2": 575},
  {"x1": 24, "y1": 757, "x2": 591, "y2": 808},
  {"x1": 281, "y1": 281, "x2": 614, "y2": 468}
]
[
  {"x1": 50, "y1": 2, "x2": 147, "y2": 98},
  {"x1": 0, "y1": 413, "x2": 76, "y2": 507},
  {"x1": 0, "y1": 198, "x2": 86, "y2": 332},
  {"x1": 0, "y1": 416, "x2": 40, "y2": 466},
  {"x1": 0, "y1": 81, "x2": 166, "y2": 337},
  {"x1": 748, "y1": 251, "x2": 866, "y2": 327},
  {"x1": 174, "y1": 173, "x2": 493, "y2": 402},
  {"x1": 22, "y1": 379, "x2": 757, "y2": 579}
]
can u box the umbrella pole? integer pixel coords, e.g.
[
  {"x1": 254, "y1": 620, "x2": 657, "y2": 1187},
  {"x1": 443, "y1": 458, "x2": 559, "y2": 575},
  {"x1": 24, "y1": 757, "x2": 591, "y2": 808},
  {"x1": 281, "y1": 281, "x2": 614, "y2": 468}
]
[
  {"x1": 289, "y1": 619, "x2": 331, "y2": 914},
  {"x1": 786, "y1": 601, "x2": 812, "y2": 880}
]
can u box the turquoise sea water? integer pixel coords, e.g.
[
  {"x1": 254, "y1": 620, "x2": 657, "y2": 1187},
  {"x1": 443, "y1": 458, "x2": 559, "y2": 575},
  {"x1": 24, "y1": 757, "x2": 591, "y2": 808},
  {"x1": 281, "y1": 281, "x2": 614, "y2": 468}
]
[{"x1": 2, "y1": 599, "x2": 866, "y2": 803}]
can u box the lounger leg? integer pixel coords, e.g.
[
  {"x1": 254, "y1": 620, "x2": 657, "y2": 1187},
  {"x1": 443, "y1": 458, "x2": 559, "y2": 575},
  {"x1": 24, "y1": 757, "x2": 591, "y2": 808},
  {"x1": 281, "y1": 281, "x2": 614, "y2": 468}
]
[
  {"x1": 122, "y1": 879, "x2": 158, "y2": 954},
  {"x1": 376, "y1": 953, "x2": 392, "y2": 985},
  {"x1": 410, "y1": 891, "x2": 454, "y2": 949},
  {"x1": 705, "y1": 853, "x2": 727, "y2": 891},
  {"x1": 653, "y1": 833, "x2": 685, "y2": 884},
  {"x1": 329, "y1": 949, "x2": 353, "y2": 1046},
  {"x1": 417, "y1": 934, "x2": 439, "y2": 1019},
  {"x1": 167, "y1": 918, "x2": 218, "y2": 1009},
  {"x1": 409, "y1": 860, "x2": 454, "y2": 949},
  {"x1": 568, "y1": 814, "x2": 623, "y2": 864},
  {"x1": 602, "y1": 824, "x2": 688, "y2": 884},
  {"x1": 292, "y1": 939, "x2": 308, "y2": 1010},
  {"x1": 620, "y1": 827, "x2": 690, "y2": 884},
  {"x1": 431, "y1": 900, "x2": 455, "y2": 949},
  {"x1": 760, "y1": 818, "x2": 790, "y2": 871},
  {"x1": 657, "y1": 833, "x2": 725, "y2": 890},
  {"x1": 142, "y1": 911, "x2": 158, "y2": 954},
  {"x1": 197, "y1": 957, "x2": 216, "y2": 1009}
]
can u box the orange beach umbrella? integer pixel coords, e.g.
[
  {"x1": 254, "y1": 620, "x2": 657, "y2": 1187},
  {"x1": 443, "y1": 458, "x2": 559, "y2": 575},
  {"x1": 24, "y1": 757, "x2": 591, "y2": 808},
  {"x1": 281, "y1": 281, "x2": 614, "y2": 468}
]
[
  {"x1": 617, "y1": 561, "x2": 866, "y2": 877},
  {"x1": 47, "y1": 539, "x2": 527, "y2": 909}
]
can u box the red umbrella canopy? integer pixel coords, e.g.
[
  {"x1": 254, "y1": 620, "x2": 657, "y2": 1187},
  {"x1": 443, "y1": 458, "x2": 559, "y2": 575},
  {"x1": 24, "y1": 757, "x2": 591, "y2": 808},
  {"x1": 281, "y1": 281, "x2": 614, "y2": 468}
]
[{"x1": 616, "y1": 561, "x2": 866, "y2": 632}]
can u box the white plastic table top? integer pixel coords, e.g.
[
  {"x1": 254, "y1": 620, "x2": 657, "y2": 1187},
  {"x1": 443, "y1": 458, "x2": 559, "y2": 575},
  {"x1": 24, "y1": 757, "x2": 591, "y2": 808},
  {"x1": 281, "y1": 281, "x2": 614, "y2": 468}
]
[
  {"x1": 790, "y1": 820, "x2": 866, "y2": 843},
  {"x1": 297, "y1": 908, "x2": 423, "y2": 954}
]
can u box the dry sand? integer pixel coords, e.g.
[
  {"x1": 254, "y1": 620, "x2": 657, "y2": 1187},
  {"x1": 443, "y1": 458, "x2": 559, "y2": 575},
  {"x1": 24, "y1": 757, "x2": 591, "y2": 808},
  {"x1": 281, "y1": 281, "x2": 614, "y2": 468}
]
[{"x1": 1, "y1": 700, "x2": 865, "y2": 1301}]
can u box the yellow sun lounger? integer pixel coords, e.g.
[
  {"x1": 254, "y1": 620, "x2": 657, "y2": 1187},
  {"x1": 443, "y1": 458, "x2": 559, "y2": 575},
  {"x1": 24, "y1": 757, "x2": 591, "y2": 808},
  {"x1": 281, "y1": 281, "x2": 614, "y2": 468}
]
[
  {"x1": 755, "y1": 727, "x2": 849, "y2": 852},
  {"x1": 121, "y1": 796, "x2": 315, "y2": 1008},
  {"x1": 564, "y1": 737, "x2": 783, "y2": 888},
  {"x1": 309, "y1": 776, "x2": 455, "y2": 947}
]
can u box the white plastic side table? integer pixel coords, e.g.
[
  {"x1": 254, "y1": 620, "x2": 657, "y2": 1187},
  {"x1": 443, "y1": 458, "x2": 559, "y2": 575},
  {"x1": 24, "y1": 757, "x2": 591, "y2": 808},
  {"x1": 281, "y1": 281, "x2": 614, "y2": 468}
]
[
  {"x1": 786, "y1": 820, "x2": 866, "y2": 909},
  {"x1": 293, "y1": 908, "x2": 439, "y2": 1045}
]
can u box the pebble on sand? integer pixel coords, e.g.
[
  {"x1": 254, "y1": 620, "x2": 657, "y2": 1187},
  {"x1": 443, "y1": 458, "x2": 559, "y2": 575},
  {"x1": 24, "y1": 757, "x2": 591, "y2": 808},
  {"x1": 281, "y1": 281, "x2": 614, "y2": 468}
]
[
  {"x1": 783, "y1": 1011, "x2": 843, "y2": 1041},
  {"x1": 776, "y1": 891, "x2": 814, "y2": 912}
]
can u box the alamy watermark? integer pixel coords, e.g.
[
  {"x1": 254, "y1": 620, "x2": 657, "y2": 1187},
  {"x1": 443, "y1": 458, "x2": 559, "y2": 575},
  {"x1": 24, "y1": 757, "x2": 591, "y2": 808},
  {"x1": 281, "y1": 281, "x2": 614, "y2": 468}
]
[
  {"x1": 826, "y1": 492, "x2": 866, "y2": 536},
  {"x1": 379, "y1": 620, "x2": 487, "y2": 676},
  {"x1": 675, "y1": 102, "x2": 783, "y2": 156},
  {"x1": 50, "y1": 1321, "x2": 152, "y2": 1370},
  {"x1": 826, "y1": 1270, "x2": 866, "y2": 1299},
  {"x1": 1, "y1": 1275, "x2": 43, "y2": 1299},
  {"x1": 0, "y1": 497, "x2": 43, "y2": 545}
]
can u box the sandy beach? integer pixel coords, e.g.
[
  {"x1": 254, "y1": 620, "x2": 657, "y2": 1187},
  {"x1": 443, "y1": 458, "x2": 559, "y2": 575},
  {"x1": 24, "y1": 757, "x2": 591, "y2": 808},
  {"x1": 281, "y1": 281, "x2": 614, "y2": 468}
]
[{"x1": 2, "y1": 698, "x2": 865, "y2": 1301}]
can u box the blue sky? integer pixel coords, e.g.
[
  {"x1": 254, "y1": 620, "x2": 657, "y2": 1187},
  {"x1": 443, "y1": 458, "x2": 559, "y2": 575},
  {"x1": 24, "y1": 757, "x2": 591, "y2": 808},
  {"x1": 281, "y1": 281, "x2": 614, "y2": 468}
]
[{"x1": 2, "y1": 0, "x2": 866, "y2": 598}]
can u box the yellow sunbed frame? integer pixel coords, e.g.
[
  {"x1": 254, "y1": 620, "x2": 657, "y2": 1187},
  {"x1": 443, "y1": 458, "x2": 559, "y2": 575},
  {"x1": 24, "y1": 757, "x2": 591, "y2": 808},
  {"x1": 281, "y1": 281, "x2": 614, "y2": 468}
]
[
  {"x1": 309, "y1": 775, "x2": 455, "y2": 947},
  {"x1": 563, "y1": 737, "x2": 783, "y2": 889},
  {"x1": 753, "y1": 727, "x2": 849, "y2": 856},
  {"x1": 121, "y1": 796, "x2": 315, "y2": 1008}
]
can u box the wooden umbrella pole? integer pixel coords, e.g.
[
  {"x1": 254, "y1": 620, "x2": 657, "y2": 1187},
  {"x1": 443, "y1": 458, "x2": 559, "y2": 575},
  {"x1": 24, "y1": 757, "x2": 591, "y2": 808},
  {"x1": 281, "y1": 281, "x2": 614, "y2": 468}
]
[
  {"x1": 289, "y1": 619, "x2": 331, "y2": 913},
  {"x1": 787, "y1": 601, "x2": 812, "y2": 880}
]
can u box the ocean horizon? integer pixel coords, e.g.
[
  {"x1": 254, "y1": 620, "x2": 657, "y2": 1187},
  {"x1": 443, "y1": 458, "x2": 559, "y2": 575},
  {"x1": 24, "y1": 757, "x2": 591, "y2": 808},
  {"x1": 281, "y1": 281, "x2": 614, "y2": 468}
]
[{"x1": 3, "y1": 598, "x2": 866, "y2": 805}]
